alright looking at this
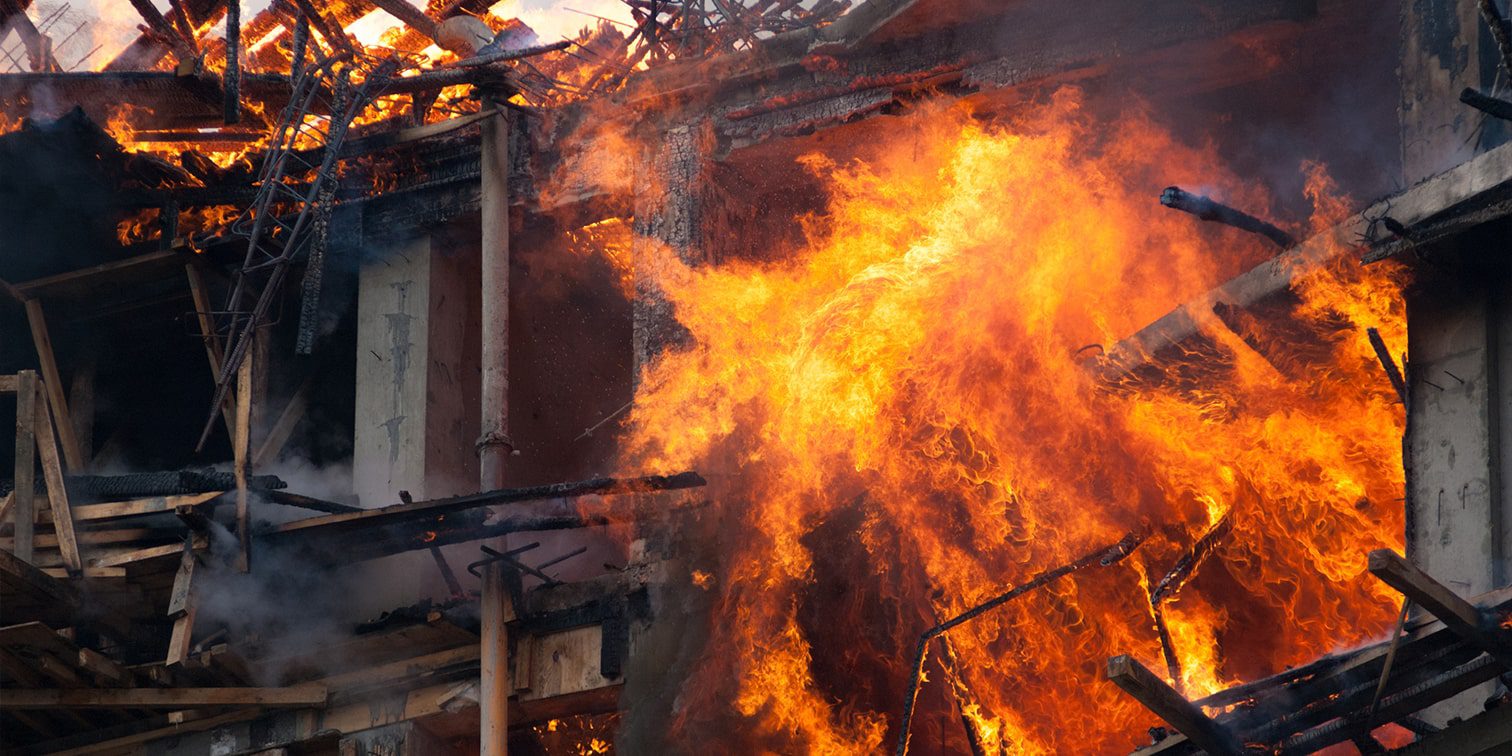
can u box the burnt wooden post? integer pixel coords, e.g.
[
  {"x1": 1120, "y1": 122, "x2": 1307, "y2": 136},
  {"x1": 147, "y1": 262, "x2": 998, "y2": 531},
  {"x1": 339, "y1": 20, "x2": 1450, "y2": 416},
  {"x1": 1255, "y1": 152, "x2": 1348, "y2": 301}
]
[{"x1": 631, "y1": 119, "x2": 716, "y2": 376}]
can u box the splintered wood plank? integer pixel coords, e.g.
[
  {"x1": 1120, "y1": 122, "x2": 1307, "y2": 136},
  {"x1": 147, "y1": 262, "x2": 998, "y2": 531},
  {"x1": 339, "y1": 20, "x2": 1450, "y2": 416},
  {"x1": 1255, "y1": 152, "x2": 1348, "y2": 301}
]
[
  {"x1": 90, "y1": 536, "x2": 207, "y2": 569},
  {"x1": 23, "y1": 300, "x2": 83, "y2": 469},
  {"x1": 1367, "y1": 550, "x2": 1512, "y2": 670},
  {"x1": 12, "y1": 370, "x2": 37, "y2": 563},
  {"x1": 1, "y1": 684, "x2": 329, "y2": 708},
  {"x1": 33, "y1": 382, "x2": 82, "y2": 575},
  {"x1": 1107, "y1": 655, "x2": 1243, "y2": 756}
]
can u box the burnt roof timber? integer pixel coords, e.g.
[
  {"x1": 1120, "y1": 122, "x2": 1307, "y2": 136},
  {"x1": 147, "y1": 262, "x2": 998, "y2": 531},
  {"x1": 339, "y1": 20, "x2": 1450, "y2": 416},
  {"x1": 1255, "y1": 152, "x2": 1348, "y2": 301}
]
[
  {"x1": 1098, "y1": 139, "x2": 1512, "y2": 382},
  {"x1": 105, "y1": 0, "x2": 225, "y2": 72},
  {"x1": 624, "y1": 0, "x2": 1319, "y2": 145}
]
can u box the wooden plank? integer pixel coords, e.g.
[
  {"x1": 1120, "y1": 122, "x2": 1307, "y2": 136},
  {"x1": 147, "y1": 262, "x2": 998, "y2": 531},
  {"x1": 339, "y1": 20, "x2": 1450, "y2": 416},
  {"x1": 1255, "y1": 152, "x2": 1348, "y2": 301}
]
[
  {"x1": 0, "y1": 684, "x2": 328, "y2": 709},
  {"x1": 40, "y1": 567, "x2": 126, "y2": 579},
  {"x1": 234, "y1": 353, "x2": 252, "y2": 573},
  {"x1": 0, "y1": 647, "x2": 47, "y2": 687},
  {"x1": 1107, "y1": 655, "x2": 1243, "y2": 756},
  {"x1": 13, "y1": 370, "x2": 37, "y2": 563},
  {"x1": 15, "y1": 251, "x2": 182, "y2": 299},
  {"x1": 35, "y1": 708, "x2": 260, "y2": 756},
  {"x1": 90, "y1": 536, "x2": 207, "y2": 568},
  {"x1": 0, "y1": 527, "x2": 168, "y2": 549},
  {"x1": 185, "y1": 263, "x2": 238, "y2": 441},
  {"x1": 253, "y1": 370, "x2": 313, "y2": 467},
  {"x1": 0, "y1": 374, "x2": 15, "y2": 392},
  {"x1": 24, "y1": 300, "x2": 83, "y2": 469},
  {"x1": 0, "y1": 547, "x2": 82, "y2": 609},
  {"x1": 1367, "y1": 550, "x2": 1512, "y2": 670},
  {"x1": 319, "y1": 644, "x2": 480, "y2": 696},
  {"x1": 61, "y1": 491, "x2": 221, "y2": 522},
  {"x1": 0, "y1": 490, "x2": 12, "y2": 525},
  {"x1": 77, "y1": 647, "x2": 129, "y2": 686},
  {"x1": 165, "y1": 542, "x2": 198, "y2": 666},
  {"x1": 34, "y1": 382, "x2": 82, "y2": 575}
]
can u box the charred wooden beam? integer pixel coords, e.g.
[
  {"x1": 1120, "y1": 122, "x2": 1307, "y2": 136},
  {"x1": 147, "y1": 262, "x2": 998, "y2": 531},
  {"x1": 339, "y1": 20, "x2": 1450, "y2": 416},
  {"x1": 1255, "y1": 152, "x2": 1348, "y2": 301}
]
[
  {"x1": 1108, "y1": 654, "x2": 1243, "y2": 756},
  {"x1": 126, "y1": 0, "x2": 198, "y2": 65},
  {"x1": 1367, "y1": 550, "x2": 1512, "y2": 670},
  {"x1": 290, "y1": 0, "x2": 355, "y2": 58},
  {"x1": 368, "y1": 0, "x2": 438, "y2": 42},
  {"x1": 1461, "y1": 87, "x2": 1512, "y2": 122},
  {"x1": 265, "y1": 472, "x2": 705, "y2": 541},
  {"x1": 1160, "y1": 186, "x2": 1295, "y2": 249},
  {"x1": 224, "y1": 0, "x2": 241, "y2": 124},
  {"x1": 0, "y1": 685, "x2": 328, "y2": 709}
]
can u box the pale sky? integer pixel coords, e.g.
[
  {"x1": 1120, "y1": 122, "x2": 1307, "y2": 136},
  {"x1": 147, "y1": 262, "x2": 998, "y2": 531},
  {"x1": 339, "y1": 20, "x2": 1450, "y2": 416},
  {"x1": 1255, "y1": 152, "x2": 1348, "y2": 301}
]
[{"x1": 3, "y1": 1, "x2": 635, "y2": 71}]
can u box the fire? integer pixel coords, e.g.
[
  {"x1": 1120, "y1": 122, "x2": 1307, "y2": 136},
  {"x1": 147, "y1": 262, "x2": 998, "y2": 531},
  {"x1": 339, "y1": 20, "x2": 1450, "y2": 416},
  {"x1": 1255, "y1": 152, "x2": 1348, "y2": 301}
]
[{"x1": 619, "y1": 92, "x2": 1405, "y2": 753}]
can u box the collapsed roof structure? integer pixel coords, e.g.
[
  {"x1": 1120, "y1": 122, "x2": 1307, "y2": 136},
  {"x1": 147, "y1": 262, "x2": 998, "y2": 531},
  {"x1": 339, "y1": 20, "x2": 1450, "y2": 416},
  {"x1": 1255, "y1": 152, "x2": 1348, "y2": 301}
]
[{"x1": 1, "y1": 0, "x2": 1511, "y2": 754}]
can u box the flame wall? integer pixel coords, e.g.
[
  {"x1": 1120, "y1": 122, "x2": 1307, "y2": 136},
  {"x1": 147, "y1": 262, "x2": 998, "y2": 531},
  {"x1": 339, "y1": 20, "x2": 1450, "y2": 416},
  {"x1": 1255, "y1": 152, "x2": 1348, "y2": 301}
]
[{"x1": 617, "y1": 92, "x2": 1407, "y2": 754}]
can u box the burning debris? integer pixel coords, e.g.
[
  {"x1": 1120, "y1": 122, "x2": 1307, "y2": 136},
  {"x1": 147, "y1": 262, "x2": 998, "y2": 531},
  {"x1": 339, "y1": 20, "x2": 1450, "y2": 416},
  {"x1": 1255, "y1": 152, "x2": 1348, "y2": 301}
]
[{"x1": 2, "y1": 0, "x2": 1512, "y2": 755}]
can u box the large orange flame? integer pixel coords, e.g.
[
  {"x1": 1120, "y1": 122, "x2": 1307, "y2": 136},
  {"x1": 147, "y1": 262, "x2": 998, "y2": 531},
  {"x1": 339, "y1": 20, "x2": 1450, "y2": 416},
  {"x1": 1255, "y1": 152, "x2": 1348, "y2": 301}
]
[{"x1": 619, "y1": 92, "x2": 1406, "y2": 753}]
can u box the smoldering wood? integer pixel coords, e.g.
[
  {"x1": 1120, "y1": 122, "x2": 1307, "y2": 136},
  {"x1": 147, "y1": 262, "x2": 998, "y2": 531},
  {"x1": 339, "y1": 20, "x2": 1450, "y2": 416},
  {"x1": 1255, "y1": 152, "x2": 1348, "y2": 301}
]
[
  {"x1": 1107, "y1": 654, "x2": 1243, "y2": 756},
  {"x1": 1367, "y1": 549, "x2": 1512, "y2": 669},
  {"x1": 1160, "y1": 186, "x2": 1295, "y2": 249}
]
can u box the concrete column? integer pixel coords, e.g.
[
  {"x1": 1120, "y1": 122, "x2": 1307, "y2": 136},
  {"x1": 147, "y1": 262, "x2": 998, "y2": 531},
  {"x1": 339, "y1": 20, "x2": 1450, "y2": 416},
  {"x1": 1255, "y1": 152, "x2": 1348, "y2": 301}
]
[
  {"x1": 1406, "y1": 255, "x2": 1511, "y2": 723},
  {"x1": 631, "y1": 120, "x2": 715, "y2": 375},
  {"x1": 1400, "y1": 0, "x2": 1512, "y2": 183},
  {"x1": 352, "y1": 230, "x2": 479, "y2": 609}
]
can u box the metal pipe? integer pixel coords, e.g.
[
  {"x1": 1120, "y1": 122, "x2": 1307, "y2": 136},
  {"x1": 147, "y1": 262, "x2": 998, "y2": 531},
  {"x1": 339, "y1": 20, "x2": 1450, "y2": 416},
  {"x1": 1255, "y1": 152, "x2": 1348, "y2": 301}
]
[
  {"x1": 479, "y1": 101, "x2": 512, "y2": 490},
  {"x1": 481, "y1": 559, "x2": 511, "y2": 756}
]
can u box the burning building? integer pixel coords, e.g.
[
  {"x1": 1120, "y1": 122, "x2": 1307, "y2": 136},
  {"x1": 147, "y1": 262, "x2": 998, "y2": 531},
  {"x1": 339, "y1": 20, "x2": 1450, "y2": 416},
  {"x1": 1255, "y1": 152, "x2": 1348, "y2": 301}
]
[{"x1": 1, "y1": 0, "x2": 1510, "y2": 754}]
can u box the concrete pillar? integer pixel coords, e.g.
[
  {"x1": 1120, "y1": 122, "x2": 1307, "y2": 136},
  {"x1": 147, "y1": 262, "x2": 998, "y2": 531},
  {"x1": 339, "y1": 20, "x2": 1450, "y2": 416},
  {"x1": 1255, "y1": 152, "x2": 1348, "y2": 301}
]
[
  {"x1": 1400, "y1": 0, "x2": 1512, "y2": 183},
  {"x1": 631, "y1": 120, "x2": 715, "y2": 375},
  {"x1": 1406, "y1": 254, "x2": 1511, "y2": 722},
  {"x1": 352, "y1": 229, "x2": 480, "y2": 608}
]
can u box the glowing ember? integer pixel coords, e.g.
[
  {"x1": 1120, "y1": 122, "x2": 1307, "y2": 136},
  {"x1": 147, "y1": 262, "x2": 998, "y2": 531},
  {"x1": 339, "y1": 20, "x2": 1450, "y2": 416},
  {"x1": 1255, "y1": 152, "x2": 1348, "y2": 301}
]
[{"x1": 620, "y1": 93, "x2": 1406, "y2": 753}]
